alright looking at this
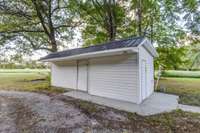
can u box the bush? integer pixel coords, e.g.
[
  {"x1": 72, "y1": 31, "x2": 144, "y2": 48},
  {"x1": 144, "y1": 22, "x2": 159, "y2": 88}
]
[{"x1": 46, "y1": 72, "x2": 51, "y2": 83}]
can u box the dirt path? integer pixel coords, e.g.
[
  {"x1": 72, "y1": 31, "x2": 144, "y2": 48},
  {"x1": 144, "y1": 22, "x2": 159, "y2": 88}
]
[
  {"x1": 0, "y1": 91, "x2": 94, "y2": 133},
  {"x1": 1, "y1": 91, "x2": 200, "y2": 133},
  {"x1": 0, "y1": 91, "x2": 131, "y2": 133}
]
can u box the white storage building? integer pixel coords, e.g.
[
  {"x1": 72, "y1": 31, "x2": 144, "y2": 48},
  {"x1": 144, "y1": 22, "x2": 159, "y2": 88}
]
[{"x1": 41, "y1": 37, "x2": 158, "y2": 104}]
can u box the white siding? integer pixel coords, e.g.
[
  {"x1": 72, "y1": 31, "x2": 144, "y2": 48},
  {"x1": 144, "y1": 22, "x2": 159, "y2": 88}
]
[
  {"x1": 51, "y1": 62, "x2": 77, "y2": 89},
  {"x1": 88, "y1": 54, "x2": 140, "y2": 103},
  {"x1": 50, "y1": 45, "x2": 155, "y2": 104},
  {"x1": 77, "y1": 60, "x2": 88, "y2": 91},
  {"x1": 139, "y1": 46, "x2": 154, "y2": 102}
]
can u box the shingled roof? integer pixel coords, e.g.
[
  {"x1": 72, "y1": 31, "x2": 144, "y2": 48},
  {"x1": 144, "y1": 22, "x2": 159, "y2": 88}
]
[{"x1": 40, "y1": 36, "x2": 145, "y2": 61}]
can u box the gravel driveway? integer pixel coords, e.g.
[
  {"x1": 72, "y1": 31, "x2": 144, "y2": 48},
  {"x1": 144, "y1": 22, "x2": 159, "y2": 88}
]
[
  {"x1": 0, "y1": 91, "x2": 95, "y2": 133},
  {"x1": 0, "y1": 91, "x2": 128, "y2": 133},
  {"x1": 1, "y1": 91, "x2": 200, "y2": 133}
]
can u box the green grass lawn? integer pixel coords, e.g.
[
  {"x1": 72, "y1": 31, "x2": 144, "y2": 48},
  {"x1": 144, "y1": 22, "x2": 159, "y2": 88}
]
[
  {"x1": 160, "y1": 70, "x2": 200, "y2": 78},
  {"x1": 0, "y1": 69, "x2": 65, "y2": 93},
  {"x1": 1, "y1": 69, "x2": 200, "y2": 107},
  {"x1": 156, "y1": 77, "x2": 200, "y2": 106},
  {"x1": 0, "y1": 69, "x2": 50, "y2": 73}
]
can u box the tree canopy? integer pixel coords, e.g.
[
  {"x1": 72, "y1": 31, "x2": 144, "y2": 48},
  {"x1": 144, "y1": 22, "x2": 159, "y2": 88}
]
[
  {"x1": 0, "y1": 0, "x2": 200, "y2": 70},
  {"x1": 0, "y1": 0, "x2": 80, "y2": 53}
]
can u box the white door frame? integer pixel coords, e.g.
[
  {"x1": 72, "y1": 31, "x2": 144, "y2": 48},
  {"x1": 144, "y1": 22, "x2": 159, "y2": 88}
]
[{"x1": 141, "y1": 59, "x2": 147, "y2": 100}]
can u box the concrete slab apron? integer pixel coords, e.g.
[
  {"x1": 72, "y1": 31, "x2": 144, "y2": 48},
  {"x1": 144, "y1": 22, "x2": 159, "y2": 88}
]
[
  {"x1": 178, "y1": 104, "x2": 200, "y2": 113},
  {"x1": 64, "y1": 91, "x2": 179, "y2": 116}
]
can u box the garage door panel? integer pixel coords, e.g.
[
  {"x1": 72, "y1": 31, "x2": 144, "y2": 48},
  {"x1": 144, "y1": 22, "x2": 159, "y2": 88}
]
[
  {"x1": 88, "y1": 54, "x2": 139, "y2": 103},
  {"x1": 51, "y1": 63, "x2": 77, "y2": 89}
]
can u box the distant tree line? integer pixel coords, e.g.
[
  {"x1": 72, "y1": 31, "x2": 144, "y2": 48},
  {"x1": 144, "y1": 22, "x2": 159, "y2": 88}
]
[{"x1": 0, "y1": 61, "x2": 48, "y2": 69}]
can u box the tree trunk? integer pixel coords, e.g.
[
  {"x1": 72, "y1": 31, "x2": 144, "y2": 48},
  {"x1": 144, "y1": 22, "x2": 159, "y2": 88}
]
[
  {"x1": 107, "y1": 0, "x2": 116, "y2": 41},
  {"x1": 137, "y1": 0, "x2": 142, "y2": 36},
  {"x1": 173, "y1": 65, "x2": 178, "y2": 70},
  {"x1": 47, "y1": 0, "x2": 57, "y2": 52},
  {"x1": 151, "y1": 12, "x2": 154, "y2": 43},
  {"x1": 50, "y1": 36, "x2": 58, "y2": 52},
  {"x1": 108, "y1": 11, "x2": 116, "y2": 41},
  {"x1": 32, "y1": 0, "x2": 58, "y2": 53}
]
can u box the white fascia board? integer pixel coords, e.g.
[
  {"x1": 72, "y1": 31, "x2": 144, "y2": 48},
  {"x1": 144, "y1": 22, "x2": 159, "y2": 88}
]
[
  {"x1": 145, "y1": 40, "x2": 158, "y2": 57},
  {"x1": 42, "y1": 47, "x2": 139, "y2": 62},
  {"x1": 139, "y1": 38, "x2": 158, "y2": 57}
]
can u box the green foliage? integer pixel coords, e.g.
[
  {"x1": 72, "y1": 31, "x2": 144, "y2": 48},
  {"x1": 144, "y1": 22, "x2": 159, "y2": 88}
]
[
  {"x1": 71, "y1": 0, "x2": 167, "y2": 46},
  {"x1": 70, "y1": 0, "x2": 130, "y2": 46},
  {"x1": 0, "y1": 0, "x2": 77, "y2": 53},
  {"x1": 182, "y1": 0, "x2": 200, "y2": 68},
  {"x1": 183, "y1": 0, "x2": 198, "y2": 10},
  {"x1": 46, "y1": 72, "x2": 51, "y2": 83},
  {"x1": 155, "y1": 46, "x2": 188, "y2": 70},
  {"x1": 186, "y1": 44, "x2": 200, "y2": 69},
  {"x1": 0, "y1": 0, "x2": 200, "y2": 70},
  {"x1": 75, "y1": 0, "x2": 193, "y2": 70}
]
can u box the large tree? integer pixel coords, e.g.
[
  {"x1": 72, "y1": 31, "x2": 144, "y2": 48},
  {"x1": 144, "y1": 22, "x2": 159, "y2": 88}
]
[
  {"x1": 181, "y1": 0, "x2": 200, "y2": 69},
  {"x1": 0, "y1": 0, "x2": 80, "y2": 53},
  {"x1": 0, "y1": 0, "x2": 198, "y2": 70},
  {"x1": 74, "y1": 0, "x2": 183, "y2": 47},
  {"x1": 70, "y1": 0, "x2": 189, "y2": 70},
  {"x1": 70, "y1": 0, "x2": 132, "y2": 46}
]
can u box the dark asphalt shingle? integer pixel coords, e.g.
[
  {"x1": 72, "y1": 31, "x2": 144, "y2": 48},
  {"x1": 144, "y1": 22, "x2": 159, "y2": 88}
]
[{"x1": 40, "y1": 36, "x2": 145, "y2": 61}]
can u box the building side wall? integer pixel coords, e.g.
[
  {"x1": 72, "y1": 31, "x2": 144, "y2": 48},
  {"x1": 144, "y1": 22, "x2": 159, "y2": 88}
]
[{"x1": 138, "y1": 46, "x2": 154, "y2": 102}]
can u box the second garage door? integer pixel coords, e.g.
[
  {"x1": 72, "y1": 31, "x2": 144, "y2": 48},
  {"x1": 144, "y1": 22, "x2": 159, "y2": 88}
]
[{"x1": 88, "y1": 54, "x2": 139, "y2": 103}]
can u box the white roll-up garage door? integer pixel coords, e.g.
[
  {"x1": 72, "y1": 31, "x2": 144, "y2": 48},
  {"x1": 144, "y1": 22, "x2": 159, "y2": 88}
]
[
  {"x1": 77, "y1": 60, "x2": 88, "y2": 91},
  {"x1": 88, "y1": 54, "x2": 139, "y2": 103}
]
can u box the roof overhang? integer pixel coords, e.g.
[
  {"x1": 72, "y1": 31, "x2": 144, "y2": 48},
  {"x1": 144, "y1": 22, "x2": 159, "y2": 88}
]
[
  {"x1": 42, "y1": 47, "x2": 139, "y2": 62},
  {"x1": 140, "y1": 38, "x2": 158, "y2": 57}
]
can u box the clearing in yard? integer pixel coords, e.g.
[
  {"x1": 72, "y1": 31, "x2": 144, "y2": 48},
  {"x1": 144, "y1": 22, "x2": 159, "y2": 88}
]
[
  {"x1": 0, "y1": 69, "x2": 65, "y2": 93},
  {"x1": 0, "y1": 69, "x2": 200, "y2": 132},
  {"x1": 156, "y1": 77, "x2": 200, "y2": 106}
]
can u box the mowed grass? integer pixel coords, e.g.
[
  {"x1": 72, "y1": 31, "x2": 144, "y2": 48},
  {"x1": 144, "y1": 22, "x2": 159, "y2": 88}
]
[
  {"x1": 156, "y1": 77, "x2": 200, "y2": 106},
  {"x1": 0, "y1": 69, "x2": 49, "y2": 73},
  {"x1": 1, "y1": 69, "x2": 200, "y2": 106},
  {"x1": 0, "y1": 69, "x2": 65, "y2": 93},
  {"x1": 161, "y1": 70, "x2": 200, "y2": 78}
]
